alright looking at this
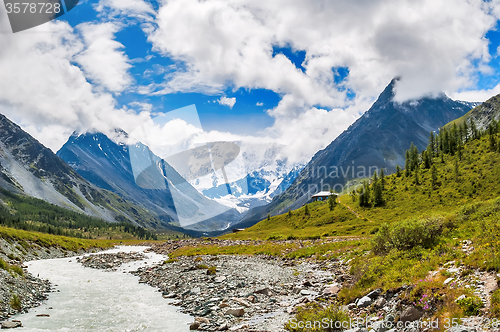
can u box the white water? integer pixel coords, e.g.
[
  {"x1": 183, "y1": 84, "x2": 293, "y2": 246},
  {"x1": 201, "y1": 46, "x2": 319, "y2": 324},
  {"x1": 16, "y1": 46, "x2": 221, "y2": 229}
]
[{"x1": 13, "y1": 246, "x2": 192, "y2": 332}]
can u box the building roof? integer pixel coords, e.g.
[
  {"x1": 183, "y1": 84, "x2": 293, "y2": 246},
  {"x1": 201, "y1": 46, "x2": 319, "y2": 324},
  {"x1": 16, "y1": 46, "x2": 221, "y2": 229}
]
[{"x1": 311, "y1": 191, "x2": 338, "y2": 198}]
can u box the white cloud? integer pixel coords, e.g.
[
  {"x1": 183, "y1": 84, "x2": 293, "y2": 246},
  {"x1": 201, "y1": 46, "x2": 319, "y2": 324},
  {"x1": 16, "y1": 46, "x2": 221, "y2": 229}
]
[
  {"x1": 451, "y1": 83, "x2": 500, "y2": 102},
  {"x1": 0, "y1": 17, "x2": 149, "y2": 151},
  {"x1": 217, "y1": 97, "x2": 236, "y2": 109},
  {"x1": 256, "y1": 102, "x2": 263, "y2": 106},
  {"x1": 75, "y1": 22, "x2": 132, "y2": 93},
  {"x1": 94, "y1": 0, "x2": 155, "y2": 20},
  {"x1": 128, "y1": 101, "x2": 153, "y2": 112},
  {"x1": 147, "y1": 0, "x2": 499, "y2": 107}
]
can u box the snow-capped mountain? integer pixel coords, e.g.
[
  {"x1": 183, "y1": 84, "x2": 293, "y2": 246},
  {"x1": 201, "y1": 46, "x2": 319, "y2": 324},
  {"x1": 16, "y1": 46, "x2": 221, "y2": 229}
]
[
  {"x1": 0, "y1": 113, "x2": 161, "y2": 227},
  {"x1": 57, "y1": 131, "x2": 243, "y2": 232},
  {"x1": 189, "y1": 142, "x2": 305, "y2": 213}
]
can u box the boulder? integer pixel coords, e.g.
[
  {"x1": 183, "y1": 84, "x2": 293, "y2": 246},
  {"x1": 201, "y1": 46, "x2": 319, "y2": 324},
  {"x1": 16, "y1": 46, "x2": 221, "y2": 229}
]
[
  {"x1": 189, "y1": 321, "x2": 200, "y2": 330},
  {"x1": 225, "y1": 307, "x2": 245, "y2": 317},
  {"x1": 366, "y1": 288, "x2": 382, "y2": 300},
  {"x1": 399, "y1": 306, "x2": 424, "y2": 323},
  {"x1": 357, "y1": 296, "x2": 373, "y2": 308},
  {"x1": 1, "y1": 321, "x2": 22, "y2": 329},
  {"x1": 255, "y1": 288, "x2": 272, "y2": 296},
  {"x1": 195, "y1": 317, "x2": 210, "y2": 324},
  {"x1": 323, "y1": 285, "x2": 340, "y2": 295}
]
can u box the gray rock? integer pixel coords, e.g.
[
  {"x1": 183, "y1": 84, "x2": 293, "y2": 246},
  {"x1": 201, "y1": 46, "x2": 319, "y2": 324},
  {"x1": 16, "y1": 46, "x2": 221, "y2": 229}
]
[
  {"x1": 399, "y1": 306, "x2": 424, "y2": 323},
  {"x1": 225, "y1": 307, "x2": 245, "y2": 317},
  {"x1": 189, "y1": 321, "x2": 200, "y2": 330},
  {"x1": 1, "y1": 321, "x2": 22, "y2": 329},
  {"x1": 366, "y1": 288, "x2": 382, "y2": 299},
  {"x1": 300, "y1": 289, "x2": 311, "y2": 296},
  {"x1": 255, "y1": 288, "x2": 272, "y2": 296},
  {"x1": 357, "y1": 296, "x2": 373, "y2": 308},
  {"x1": 214, "y1": 276, "x2": 226, "y2": 283}
]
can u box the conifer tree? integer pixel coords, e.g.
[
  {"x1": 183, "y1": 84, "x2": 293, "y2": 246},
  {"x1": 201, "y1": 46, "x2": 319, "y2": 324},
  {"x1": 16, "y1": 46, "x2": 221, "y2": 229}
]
[
  {"x1": 454, "y1": 157, "x2": 459, "y2": 182},
  {"x1": 304, "y1": 204, "x2": 310, "y2": 216},
  {"x1": 396, "y1": 165, "x2": 401, "y2": 177},
  {"x1": 431, "y1": 164, "x2": 437, "y2": 189},
  {"x1": 489, "y1": 124, "x2": 497, "y2": 151},
  {"x1": 427, "y1": 132, "x2": 435, "y2": 157},
  {"x1": 405, "y1": 151, "x2": 411, "y2": 176},
  {"x1": 267, "y1": 213, "x2": 271, "y2": 221},
  {"x1": 380, "y1": 168, "x2": 385, "y2": 189},
  {"x1": 372, "y1": 181, "x2": 384, "y2": 207},
  {"x1": 328, "y1": 191, "x2": 336, "y2": 211},
  {"x1": 414, "y1": 167, "x2": 420, "y2": 185},
  {"x1": 422, "y1": 150, "x2": 431, "y2": 169},
  {"x1": 288, "y1": 209, "x2": 292, "y2": 218}
]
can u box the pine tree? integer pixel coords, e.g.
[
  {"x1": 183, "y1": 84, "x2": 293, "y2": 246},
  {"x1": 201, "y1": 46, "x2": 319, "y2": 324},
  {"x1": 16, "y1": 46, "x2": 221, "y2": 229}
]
[
  {"x1": 380, "y1": 168, "x2": 385, "y2": 189},
  {"x1": 414, "y1": 167, "x2": 420, "y2": 185},
  {"x1": 489, "y1": 124, "x2": 497, "y2": 151},
  {"x1": 422, "y1": 150, "x2": 431, "y2": 169},
  {"x1": 427, "y1": 132, "x2": 435, "y2": 158},
  {"x1": 440, "y1": 151, "x2": 444, "y2": 163},
  {"x1": 267, "y1": 213, "x2": 271, "y2": 221},
  {"x1": 328, "y1": 192, "x2": 336, "y2": 211},
  {"x1": 359, "y1": 181, "x2": 371, "y2": 207},
  {"x1": 396, "y1": 165, "x2": 401, "y2": 177},
  {"x1": 470, "y1": 118, "x2": 479, "y2": 140},
  {"x1": 454, "y1": 157, "x2": 459, "y2": 182},
  {"x1": 304, "y1": 204, "x2": 310, "y2": 216},
  {"x1": 288, "y1": 209, "x2": 292, "y2": 218},
  {"x1": 405, "y1": 151, "x2": 411, "y2": 176},
  {"x1": 372, "y1": 181, "x2": 384, "y2": 207},
  {"x1": 431, "y1": 164, "x2": 437, "y2": 189}
]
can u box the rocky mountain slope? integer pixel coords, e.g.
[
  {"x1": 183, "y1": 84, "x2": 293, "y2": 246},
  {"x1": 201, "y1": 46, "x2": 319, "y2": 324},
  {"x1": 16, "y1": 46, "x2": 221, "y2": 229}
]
[
  {"x1": 0, "y1": 114, "x2": 157, "y2": 227},
  {"x1": 57, "y1": 132, "x2": 241, "y2": 233},
  {"x1": 237, "y1": 79, "x2": 479, "y2": 227},
  {"x1": 448, "y1": 93, "x2": 500, "y2": 130}
]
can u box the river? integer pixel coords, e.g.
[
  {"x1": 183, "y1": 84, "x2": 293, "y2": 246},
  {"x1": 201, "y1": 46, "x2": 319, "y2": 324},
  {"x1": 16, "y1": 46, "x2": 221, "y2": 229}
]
[{"x1": 13, "y1": 246, "x2": 192, "y2": 331}]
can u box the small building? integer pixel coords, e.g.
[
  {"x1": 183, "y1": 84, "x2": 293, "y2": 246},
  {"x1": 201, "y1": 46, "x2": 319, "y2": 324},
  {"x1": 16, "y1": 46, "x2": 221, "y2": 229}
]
[{"x1": 311, "y1": 191, "x2": 338, "y2": 202}]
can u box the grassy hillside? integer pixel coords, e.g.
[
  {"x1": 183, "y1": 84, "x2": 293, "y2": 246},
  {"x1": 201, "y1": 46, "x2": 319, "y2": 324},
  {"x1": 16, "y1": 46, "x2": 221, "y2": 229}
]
[{"x1": 225, "y1": 133, "x2": 500, "y2": 240}]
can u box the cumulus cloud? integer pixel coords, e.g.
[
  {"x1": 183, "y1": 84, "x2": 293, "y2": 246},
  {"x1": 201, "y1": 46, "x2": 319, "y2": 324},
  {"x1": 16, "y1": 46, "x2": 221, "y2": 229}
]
[
  {"x1": 256, "y1": 102, "x2": 263, "y2": 106},
  {"x1": 147, "y1": 0, "x2": 499, "y2": 104},
  {"x1": 217, "y1": 97, "x2": 236, "y2": 109},
  {"x1": 75, "y1": 22, "x2": 132, "y2": 93},
  {"x1": 94, "y1": 0, "x2": 155, "y2": 20},
  {"x1": 0, "y1": 16, "x2": 148, "y2": 151}
]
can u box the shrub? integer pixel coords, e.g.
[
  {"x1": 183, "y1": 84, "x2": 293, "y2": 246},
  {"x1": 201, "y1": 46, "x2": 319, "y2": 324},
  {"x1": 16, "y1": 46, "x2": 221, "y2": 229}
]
[
  {"x1": 10, "y1": 265, "x2": 23, "y2": 277},
  {"x1": 194, "y1": 256, "x2": 203, "y2": 262},
  {"x1": 0, "y1": 258, "x2": 8, "y2": 271},
  {"x1": 285, "y1": 303, "x2": 349, "y2": 331},
  {"x1": 10, "y1": 294, "x2": 21, "y2": 311},
  {"x1": 371, "y1": 216, "x2": 446, "y2": 254},
  {"x1": 164, "y1": 258, "x2": 178, "y2": 264},
  {"x1": 491, "y1": 289, "x2": 500, "y2": 318},
  {"x1": 456, "y1": 296, "x2": 483, "y2": 316},
  {"x1": 206, "y1": 266, "x2": 217, "y2": 275}
]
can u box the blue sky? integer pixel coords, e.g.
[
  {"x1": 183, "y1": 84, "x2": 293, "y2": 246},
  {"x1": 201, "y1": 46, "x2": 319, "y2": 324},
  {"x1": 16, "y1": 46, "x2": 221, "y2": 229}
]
[
  {"x1": 57, "y1": 0, "x2": 500, "y2": 134},
  {"x1": 1, "y1": 0, "x2": 500, "y2": 159}
]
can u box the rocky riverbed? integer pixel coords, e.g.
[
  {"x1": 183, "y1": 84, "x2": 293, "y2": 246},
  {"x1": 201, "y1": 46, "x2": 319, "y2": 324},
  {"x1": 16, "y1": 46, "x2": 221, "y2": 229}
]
[
  {"x1": 131, "y1": 254, "x2": 351, "y2": 331},
  {"x1": 0, "y1": 237, "x2": 104, "y2": 326},
  {"x1": 76, "y1": 251, "x2": 146, "y2": 270}
]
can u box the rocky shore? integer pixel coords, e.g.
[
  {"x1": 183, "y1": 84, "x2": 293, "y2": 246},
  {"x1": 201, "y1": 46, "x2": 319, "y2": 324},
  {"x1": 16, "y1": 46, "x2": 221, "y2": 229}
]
[
  {"x1": 76, "y1": 251, "x2": 146, "y2": 270},
  {"x1": 0, "y1": 237, "x2": 103, "y2": 325},
  {"x1": 131, "y1": 254, "x2": 349, "y2": 331}
]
